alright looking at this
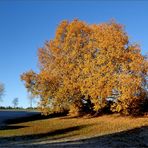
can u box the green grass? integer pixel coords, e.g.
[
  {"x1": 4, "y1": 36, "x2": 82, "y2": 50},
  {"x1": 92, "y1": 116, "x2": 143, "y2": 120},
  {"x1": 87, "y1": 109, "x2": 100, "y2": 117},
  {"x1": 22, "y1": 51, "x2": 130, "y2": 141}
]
[{"x1": 0, "y1": 114, "x2": 148, "y2": 144}]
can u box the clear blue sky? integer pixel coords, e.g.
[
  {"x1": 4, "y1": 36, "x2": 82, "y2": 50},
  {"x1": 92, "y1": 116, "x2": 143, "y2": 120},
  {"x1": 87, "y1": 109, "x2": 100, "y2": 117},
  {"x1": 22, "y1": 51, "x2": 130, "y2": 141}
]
[{"x1": 0, "y1": 0, "x2": 147, "y2": 108}]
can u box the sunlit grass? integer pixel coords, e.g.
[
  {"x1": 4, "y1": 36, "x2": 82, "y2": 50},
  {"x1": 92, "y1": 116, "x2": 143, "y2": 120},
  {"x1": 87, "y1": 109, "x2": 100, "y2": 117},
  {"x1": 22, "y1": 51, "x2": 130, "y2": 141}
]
[{"x1": 0, "y1": 114, "x2": 148, "y2": 143}]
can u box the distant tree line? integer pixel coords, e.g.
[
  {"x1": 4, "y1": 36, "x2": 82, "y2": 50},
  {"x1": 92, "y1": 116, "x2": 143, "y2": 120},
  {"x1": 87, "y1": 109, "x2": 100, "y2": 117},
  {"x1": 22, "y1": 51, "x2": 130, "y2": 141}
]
[
  {"x1": 0, "y1": 106, "x2": 37, "y2": 110},
  {"x1": 0, "y1": 80, "x2": 37, "y2": 109}
]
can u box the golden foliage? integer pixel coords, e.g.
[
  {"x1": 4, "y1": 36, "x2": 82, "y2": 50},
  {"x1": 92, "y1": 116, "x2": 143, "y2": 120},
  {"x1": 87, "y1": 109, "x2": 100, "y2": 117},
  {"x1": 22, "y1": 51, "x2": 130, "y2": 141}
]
[{"x1": 21, "y1": 19, "x2": 148, "y2": 116}]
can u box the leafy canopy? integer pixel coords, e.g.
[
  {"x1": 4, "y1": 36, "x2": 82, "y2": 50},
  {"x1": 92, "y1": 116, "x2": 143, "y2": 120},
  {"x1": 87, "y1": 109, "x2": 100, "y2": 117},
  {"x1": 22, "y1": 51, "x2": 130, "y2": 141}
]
[{"x1": 21, "y1": 19, "x2": 148, "y2": 116}]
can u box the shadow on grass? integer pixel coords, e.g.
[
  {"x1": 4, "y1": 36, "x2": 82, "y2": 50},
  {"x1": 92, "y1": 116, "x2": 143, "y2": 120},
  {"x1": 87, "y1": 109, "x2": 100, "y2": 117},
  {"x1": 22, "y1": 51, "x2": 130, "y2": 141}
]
[
  {"x1": 31, "y1": 125, "x2": 148, "y2": 147},
  {"x1": 0, "y1": 125, "x2": 147, "y2": 147},
  {"x1": 5, "y1": 112, "x2": 67, "y2": 125},
  {"x1": 0, "y1": 124, "x2": 90, "y2": 146},
  {"x1": 0, "y1": 125, "x2": 28, "y2": 130}
]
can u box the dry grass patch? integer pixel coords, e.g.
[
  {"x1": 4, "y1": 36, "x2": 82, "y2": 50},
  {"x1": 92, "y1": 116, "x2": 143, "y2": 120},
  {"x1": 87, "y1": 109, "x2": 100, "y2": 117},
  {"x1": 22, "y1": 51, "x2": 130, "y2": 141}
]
[{"x1": 0, "y1": 114, "x2": 147, "y2": 144}]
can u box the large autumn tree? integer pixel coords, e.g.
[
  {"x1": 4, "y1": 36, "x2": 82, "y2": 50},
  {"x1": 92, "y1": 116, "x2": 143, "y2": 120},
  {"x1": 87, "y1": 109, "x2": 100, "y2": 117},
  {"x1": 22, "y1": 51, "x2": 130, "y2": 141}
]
[{"x1": 21, "y1": 19, "x2": 148, "y2": 116}]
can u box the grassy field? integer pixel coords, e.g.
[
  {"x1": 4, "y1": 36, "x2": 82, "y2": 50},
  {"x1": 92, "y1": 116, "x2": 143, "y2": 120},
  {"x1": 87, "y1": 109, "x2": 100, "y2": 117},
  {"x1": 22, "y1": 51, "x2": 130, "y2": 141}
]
[{"x1": 0, "y1": 113, "x2": 148, "y2": 147}]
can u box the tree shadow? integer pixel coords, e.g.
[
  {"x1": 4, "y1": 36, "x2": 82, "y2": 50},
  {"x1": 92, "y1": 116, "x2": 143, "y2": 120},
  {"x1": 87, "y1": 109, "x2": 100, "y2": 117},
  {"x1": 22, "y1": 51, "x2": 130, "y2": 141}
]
[
  {"x1": 33, "y1": 125, "x2": 148, "y2": 148},
  {"x1": 0, "y1": 125, "x2": 28, "y2": 130},
  {"x1": 0, "y1": 125, "x2": 147, "y2": 147},
  {"x1": 0, "y1": 124, "x2": 90, "y2": 147},
  {"x1": 5, "y1": 112, "x2": 67, "y2": 125}
]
